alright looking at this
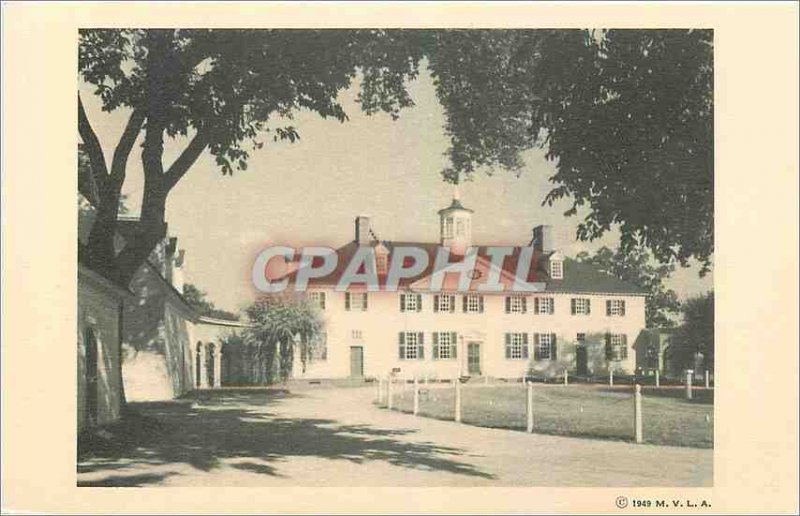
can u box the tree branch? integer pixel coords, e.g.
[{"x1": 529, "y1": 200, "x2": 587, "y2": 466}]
[
  {"x1": 110, "y1": 109, "x2": 145, "y2": 187},
  {"x1": 164, "y1": 127, "x2": 210, "y2": 191},
  {"x1": 78, "y1": 94, "x2": 109, "y2": 202}
]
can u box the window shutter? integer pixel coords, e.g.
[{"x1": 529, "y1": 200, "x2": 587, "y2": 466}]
[
  {"x1": 433, "y1": 295, "x2": 440, "y2": 313},
  {"x1": 621, "y1": 334, "x2": 628, "y2": 359},
  {"x1": 571, "y1": 298, "x2": 576, "y2": 315},
  {"x1": 534, "y1": 297, "x2": 540, "y2": 314},
  {"x1": 462, "y1": 295, "x2": 468, "y2": 313},
  {"x1": 522, "y1": 297, "x2": 528, "y2": 314},
  {"x1": 549, "y1": 298, "x2": 555, "y2": 315},
  {"x1": 479, "y1": 296, "x2": 484, "y2": 313},
  {"x1": 320, "y1": 293, "x2": 325, "y2": 310},
  {"x1": 416, "y1": 294, "x2": 422, "y2": 312},
  {"x1": 449, "y1": 295, "x2": 456, "y2": 313},
  {"x1": 362, "y1": 293, "x2": 368, "y2": 311},
  {"x1": 522, "y1": 333, "x2": 529, "y2": 359},
  {"x1": 606, "y1": 300, "x2": 612, "y2": 316},
  {"x1": 533, "y1": 333, "x2": 541, "y2": 361},
  {"x1": 399, "y1": 332, "x2": 405, "y2": 360},
  {"x1": 621, "y1": 300, "x2": 626, "y2": 316},
  {"x1": 504, "y1": 333, "x2": 511, "y2": 359},
  {"x1": 450, "y1": 332, "x2": 457, "y2": 358},
  {"x1": 551, "y1": 333, "x2": 557, "y2": 361},
  {"x1": 586, "y1": 299, "x2": 591, "y2": 315},
  {"x1": 604, "y1": 333, "x2": 612, "y2": 360},
  {"x1": 432, "y1": 332, "x2": 439, "y2": 360},
  {"x1": 505, "y1": 296, "x2": 511, "y2": 314},
  {"x1": 418, "y1": 332, "x2": 425, "y2": 360},
  {"x1": 345, "y1": 292, "x2": 351, "y2": 311},
  {"x1": 400, "y1": 294, "x2": 406, "y2": 312}
]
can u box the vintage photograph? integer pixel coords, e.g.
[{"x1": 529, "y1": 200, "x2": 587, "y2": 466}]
[{"x1": 75, "y1": 29, "x2": 715, "y2": 487}]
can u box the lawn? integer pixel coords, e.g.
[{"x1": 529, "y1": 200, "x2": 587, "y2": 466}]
[{"x1": 383, "y1": 383, "x2": 713, "y2": 448}]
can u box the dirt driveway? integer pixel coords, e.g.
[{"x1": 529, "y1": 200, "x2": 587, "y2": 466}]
[{"x1": 77, "y1": 386, "x2": 712, "y2": 487}]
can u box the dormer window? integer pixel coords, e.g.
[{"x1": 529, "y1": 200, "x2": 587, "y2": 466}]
[
  {"x1": 443, "y1": 217, "x2": 454, "y2": 239},
  {"x1": 550, "y1": 259, "x2": 563, "y2": 279}
]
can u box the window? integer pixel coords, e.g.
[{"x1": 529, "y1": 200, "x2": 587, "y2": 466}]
[
  {"x1": 571, "y1": 297, "x2": 591, "y2": 315},
  {"x1": 351, "y1": 330, "x2": 363, "y2": 340},
  {"x1": 308, "y1": 291, "x2": 326, "y2": 310},
  {"x1": 534, "y1": 333, "x2": 557, "y2": 361},
  {"x1": 505, "y1": 295, "x2": 528, "y2": 314},
  {"x1": 434, "y1": 294, "x2": 455, "y2": 313},
  {"x1": 504, "y1": 332, "x2": 529, "y2": 360},
  {"x1": 605, "y1": 333, "x2": 629, "y2": 361},
  {"x1": 442, "y1": 217, "x2": 454, "y2": 239},
  {"x1": 399, "y1": 331, "x2": 425, "y2": 360},
  {"x1": 606, "y1": 299, "x2": 626, "y2": 317},
  {"x1": 550, "y1": 259, "x2": 563, "y2": 279},
  {"x1": 345, "y1": 292, "x2": 368, "y2": 311},
  {"x1": 400, "y1": 293, "x2": 422, "y2": 312},
  {"x1": 534, "y1": 297, "x2": 554, "y2": 315},
  {"x1": 576, "y1": 333, "x2": 586, "y2": 343},
  {"x1": 463, "y1": 294, "x2": 484, "y2": 313},
  {"x1": 376, "y1": 254, "x2": 388, "y2": 274},
  {"x1": 433, "y1": 331, "x2": 458, "y2": 360},
  {"x1": 310, "y1": 332, "x2": 327, "y2": 361}
]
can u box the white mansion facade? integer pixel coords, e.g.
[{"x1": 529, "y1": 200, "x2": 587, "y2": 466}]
[{"x1": 290, "y1": 196, "x2": 646, "y2": 381}]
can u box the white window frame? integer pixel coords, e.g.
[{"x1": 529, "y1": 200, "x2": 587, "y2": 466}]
[
  {"x1": 351, "y1": 330, "x2": 363, "y2": 340},
  {"x1": 465, "y1": 294, "x2": 482, "y2": 313},
  {"x1": 403, "y1": 294, "x2": 418, "y2": 312},
  {"x1": 538, "y1": 333, "x2": 553, "y2": 360},
  {"x1": 308, "y1": 291, "x2": 326, "y2": 310},
  {"x1": 536, "y1": 297, "x2": 554, "y2": 314},
  {"x1": 438, "y1": 294, "x2": 452, "y2": 313},
  {"x1": 508, "y1": 295, "x2": 525, "y2": 314},
  {"x1": 550, "y1": 260, "x2": 563, "y2": 279},
  {"x1": 443, "y1": 217, "x2": 454, "y2": 239},
  {"x1": 349, "y1": 292, "x2": 368, "y2": 311},
  {"x1": 436, "y1": 332, "x2": 453, "y2": 359},
  {"x1": 404, "y1": 332, "x2": 420, "y2": 360},
  {"x1": 611, "y1": 334, "x2": 625, "y2": 361},
  {"x1": 574, "y1": 298, "x2": 590, "y2": 315},
  {"x1": 609, "y1": 299, "x2": 625, "y2": 316},
  {"x1": 509, "y1": 333, "x2": 525, "y2": 359}
]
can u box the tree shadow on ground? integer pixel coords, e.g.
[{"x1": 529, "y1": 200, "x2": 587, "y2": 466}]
[{"x1": 78, "y1": 390, "x2": 494, "y2": 486}]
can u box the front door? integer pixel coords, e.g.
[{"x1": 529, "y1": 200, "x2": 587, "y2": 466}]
[
  {"x1": 350, "y1": 346, "x2": 364, "y2": 378},
  {"x1": 84, "y1": 327, "x2": 99, "y2": 426},
  {"x1": 467, "y1": 342, "x2": 481, "y2": 376},
  {"x1": 576, "y1": 346, "x2": 588, "y2": 376}
]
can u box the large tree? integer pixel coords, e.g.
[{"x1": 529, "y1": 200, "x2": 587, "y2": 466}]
[
  {"x1": 673, "y1": 292, "x2": 714, "y2": 372},
  {"x1": 575, "y1": 245, "x2": 681, "y2": 328},
  {"x1": 79, "y1": 29, "x2": 713, "y2": 287}
]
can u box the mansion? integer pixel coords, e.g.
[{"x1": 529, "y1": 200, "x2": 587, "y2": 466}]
[{"x1": 289, "y1": 195, "x2": 647, "y2": 381}]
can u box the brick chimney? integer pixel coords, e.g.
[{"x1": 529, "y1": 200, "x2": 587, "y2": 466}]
[
  {"x1": 532, "y1": 225, "x2": 555, "y2": 253},
  {"x1": 355, "y1": 215, "x2": 371, "y2": 245}
]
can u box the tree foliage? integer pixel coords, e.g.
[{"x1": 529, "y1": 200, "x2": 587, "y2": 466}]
[
  {"x1": 243, "y1": 294, "x2": 323, "y2": 383},
  {"x1": 182, "y1": 282, "x2": 238, "y2": 321},
  {"x1": 79, "y1": 29, "x2": 713, "y2": 287},
  {"x1": 576, "y1": 245, "x2": 681, "y2": 328},
  {"x1": 673, "y1": 292, "x2": 714, "y2": 372}
]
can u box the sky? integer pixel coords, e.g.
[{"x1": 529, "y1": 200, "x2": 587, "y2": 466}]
[{"x1": 81, "y1": 69, "x2": 713, "y2": 313}]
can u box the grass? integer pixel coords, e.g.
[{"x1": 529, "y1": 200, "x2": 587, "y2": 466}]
[{"x1": 384, "y1": 383, "x2": 713, "y2": 448}]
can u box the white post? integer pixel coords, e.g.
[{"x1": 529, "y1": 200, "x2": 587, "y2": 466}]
[
  {"x1": 377, "y1": 378, "x2": 383, "y2": 404},
  {"x1": 388, "y1": 375, "x2": 394, "y2": 409},
  {"x1": 685, "y1": 369, "x2": 693, "y2": 400},
  {"x1": 413, "y1": 377, "x2": 420, "y2": 416},
  {"x1": 214, "y1": 347, "x2": 222, "y2": 388},
  {"x1": 705, "y1": 369, "x2": 710, "y2": 389},
  {"x1": 609, "y1": 368, "x2": 614, "y2": 387},
  {"x1": 634, "y1": 384, "x2": 643, "y2": 444},
  {"x1": 655, "y1": 369, "x2": 660, "y2": 388},
  {"x1": 526, "y1": 380, "x2": 534, "y2": 433},
  {"x1": 199, "y1": 344, "x2": 209, "y2": 388},
  {"x1": 564, "y1": 369, "x2": 569, "y2": 386},
  {"x1": 454, "y1": 377, "x2": 462, "y2": 423}
]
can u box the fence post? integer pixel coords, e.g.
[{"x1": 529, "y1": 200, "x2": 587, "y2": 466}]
[
  {"x1": 685, "y1": 369, "x2": 693, "y2": 400},
  {"x1": 634, "y1": 384, "x2": 643, "y2": 444},
  {"x1": 705, "y1": 369, "x2": 710, "y2": 389},
  {"x1": 454, "y1": 377, "x2": 462, "y2": 423},
  {"x1": 655, "y1": 369, "x2": 660, "y2": 388},
  {"x1": 609, "y1": 369, "x2": 614, "y2": 387},
  {"x1": 413, "y1": 376, "x2": 420, "y2": 416},
  {"x1": 564, "y1": 369, "x2": 569, "y2": 386},
  {"x1": 388, "y1": 375, "x2": 394, "y2": 409},
  {"x1": 526, "y1": 380, "x2": 534, "y2": 433},
  {"x1": 377, "y1": 378, "x2": 383, "y2": 404}
]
